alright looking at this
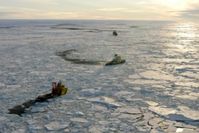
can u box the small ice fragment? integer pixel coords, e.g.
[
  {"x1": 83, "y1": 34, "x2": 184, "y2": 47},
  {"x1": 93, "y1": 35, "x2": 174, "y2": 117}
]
[
  {"x1": 70, "y1": 118, "x2": 88, "y2": 123},
  {"x1": 45, "y1": 121, "x2": 68, "y2": 131},
  {"x1": 146, "y1": 101, "x2": 159, "y2": 106},
  {"x1": 176, "y1": 128, "x2": 183, "y2": 133},
  {"x1": 75, "y1": 111, "x2": 84, "y2": 116}
]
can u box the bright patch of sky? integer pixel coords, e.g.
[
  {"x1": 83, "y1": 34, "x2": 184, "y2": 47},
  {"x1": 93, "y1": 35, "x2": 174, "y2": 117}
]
[{"x1": 0, "y1": 0, "x2": 198, "y2": 20}]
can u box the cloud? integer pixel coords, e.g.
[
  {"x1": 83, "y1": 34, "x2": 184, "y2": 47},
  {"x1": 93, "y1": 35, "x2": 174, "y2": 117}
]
[
  {"x1": 174, "y1": 2, "x2": 199, "y2": 20},
  {"x1": 1, "y1": 0, "x2": 198, "y2": 20},
  {"x1": 97, "y1": 8, "x2": 141, "y2": 14},
  {"x1": 176, "y1": 1, "x2": 199, "y2": 20},
  {"x1": 0, "y1": 10, "x2": 80, "y2": 19},
  {"x1": 97, "y1": 8, "x2": 127, "y2": 12},
  {"x1": 0, "y1": 11, "x2": 17, "y2": 16},
  {"x1": 180, "y1": 9, "x2": 199, "y2": 19}
]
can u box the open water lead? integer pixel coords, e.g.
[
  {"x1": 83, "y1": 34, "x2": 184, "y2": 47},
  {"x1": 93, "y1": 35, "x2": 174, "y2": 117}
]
[{"x1": 8, "y1": 81, "x2": 68, "y2": 116}]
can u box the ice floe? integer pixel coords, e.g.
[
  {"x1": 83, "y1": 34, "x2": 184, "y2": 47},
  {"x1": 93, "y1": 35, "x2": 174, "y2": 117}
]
[
  {"x1": 88, "y1": 97, "x2": 122, "y2": 109},
  {"x1": 178, "y1": 106, "x2": 199, "y2": 120},
  {"x1": 149, "y1": 106, "x2": 177, "y2": 116},
  {"x1": 45, "y1": 121, "x2": 69, "y2": 131},
  {"x1": 145, "y1": 101, "x2": 159, "y2": 107},
  {"x1": 175, "y1": 94, "x2": 198, "y2": 100},
  {"x1": 139, "y1": 70, "x2": 176, "y2": 81},
  {"x1": 176, "y1": 128, "x2": 184, "y2": 133},
  {"x1": 125, "y1": 79, "x2": 168, "y2": 85},
  {"x1": 70, "y1": 118, "x2": 89, "y2": 123},
  {"x1": 88, "y1": 126, "x2": 102, "y2": 133},
  {"x1": 116, "y1": 106, "x2": 141, "y2": 114}
]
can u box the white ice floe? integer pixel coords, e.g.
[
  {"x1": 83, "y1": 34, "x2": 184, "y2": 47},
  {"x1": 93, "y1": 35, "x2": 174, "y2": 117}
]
[
  {"x1": 74, "y1": 111, "x2": 84, "y2": 116},
  {"x1": 125, "y1": 79, "x2": 168, "y2": 85},
  {"x1": 178, "y1": 106, "x2": 199, "y2": 120},
  {"x1": 7, "y1": 85, "x2": 21, "y2": 89},
  {"x1": 149, "y1": 106, "x2": 177, "y2": 116},
  {"x1": 31, "y1": 107, "x2": 46, "y2": 113},
  {"x1": 128, "y1": 74, "x2": 141, "y2": 79},
  {"x1": 89, "y1": 126, "x2": 102, "y2": 133},
  {"x1": 145, "y1": 101, "x2": 159, "y2": 107},
  {"x1": 0, "y1": 83, "x2": 5, "y2": 87},
  {"x1": 114, "y1": 91, "x2": 132, "y2": 97},
  {"x1": 12, "y1": 129, "x2": 26, "y2": 133},
  {"x1": 149, "y1": 104, "x2": 199, "y2": 121},
  {"x1": 45, "y1": 121, "x2": 69, "y2": 131},
  {"x1": 28, "y1": 124, "x2": 43, "y2": 130},
  {"x1": 175, "y1": 81, "x2": 199, "y2": 88},
  {"x1": 88, "y1": 97, "x2": 122, "y2": 109},
  {"x1": 0, "y1": 116, "x2": 7, "y2": 122},
  {"x1": 116, "y1": 106, "x2": 141, "y2": 114},
  {"x1": 92, "y1": 104, "x2": 107, "y2": 111},
  {"x1": 181, "y1": 72, "x2": 199, "y2": 80},
  {"x1": 102, "y1": 97, "x2": 122, "y2": 107},
  {"x1": 139, "y1": 70, "x2": 176, "y2": 81},
  {"x1": 70, "y1": 118, "x2": 88, "y2": 123},
  {"x1": 175, "y1": 94, "x2": 198, "y2": 100},
  {"x1": 30, "y1": 71, "x2": 50, "y2": 76},
  {"x1": 176, "y1": 128, "x2": 184, "y2": 133}
]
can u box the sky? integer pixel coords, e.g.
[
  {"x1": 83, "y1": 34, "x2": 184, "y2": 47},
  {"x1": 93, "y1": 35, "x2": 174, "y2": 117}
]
[{"x1": 0, "y1": 0, "x2": 199, "y2": 20}]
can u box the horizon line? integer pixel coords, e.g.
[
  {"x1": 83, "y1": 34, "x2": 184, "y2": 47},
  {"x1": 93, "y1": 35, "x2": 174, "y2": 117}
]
[{"x1": 0, "y1": 18, "x2": 175, "y2": 22}]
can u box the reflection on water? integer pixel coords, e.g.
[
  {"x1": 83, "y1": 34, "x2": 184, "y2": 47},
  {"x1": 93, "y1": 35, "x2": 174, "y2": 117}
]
[
  {"x1": 165, "y1": 22, "x2": 197, "y2": 54},
  {"x1": 125, "y1": 21, "x2": 199, "y2": 128},
  {"x1": 175, "y1": 23, "x2": 197, "y2": 39}
]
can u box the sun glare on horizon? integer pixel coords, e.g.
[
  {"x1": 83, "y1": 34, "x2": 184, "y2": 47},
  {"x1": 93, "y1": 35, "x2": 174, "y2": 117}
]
[{"x1": 162, "y1": 0, "x2": 189, "y2": 10}]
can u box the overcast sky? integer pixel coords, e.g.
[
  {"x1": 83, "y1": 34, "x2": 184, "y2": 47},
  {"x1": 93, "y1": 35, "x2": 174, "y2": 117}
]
[{"x1": 0, "y1": 0, "x2": 199, "y2": 20}]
